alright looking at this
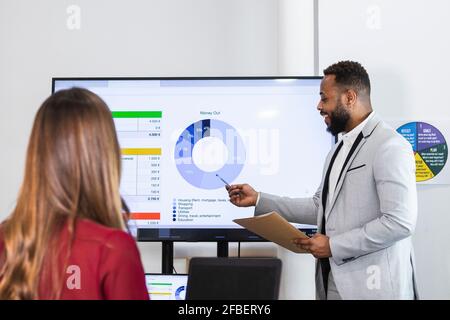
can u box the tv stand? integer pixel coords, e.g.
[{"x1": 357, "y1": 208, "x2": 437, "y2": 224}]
[
  {"x1": 217, "y1": 241, "x2": 229, "y2": 257},
  {"x1": 162, "y1": 241, "x2": 174, "y2": 274},
  {"x1": 161, "y1": 241, "x2": 229, "y2": 274}
]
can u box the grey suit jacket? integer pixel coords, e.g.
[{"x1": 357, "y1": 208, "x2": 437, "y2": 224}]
[{"x1": 255, "y1": 114, "x2": 418, "y2": 300}]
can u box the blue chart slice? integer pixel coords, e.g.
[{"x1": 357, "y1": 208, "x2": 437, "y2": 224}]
[
  {"x1": 174, "y1": 119, "x2": 246, "y2": 189},
  {"x1": 175, "y1": 286, "x2": 185, "y2": 300},
  {"x1": 397, "y1": 122, "x2": 417, "y2": 151}
]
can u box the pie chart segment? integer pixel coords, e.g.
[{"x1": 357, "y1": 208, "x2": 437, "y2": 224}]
[
  {"x1": 417, "y1": 122, "x2": 446, "y2": 151},
  {"x1": 414, "y1": 152, "x2": 434, "y2": 182},
  {"x1": 418, "y1": 143, "x2": 448, "y2": 177},
  {"x1": 397, "y1": 121, "x2": 417, "y2": 151}
]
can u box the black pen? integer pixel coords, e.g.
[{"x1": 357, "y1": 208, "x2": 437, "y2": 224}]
[{"x1": 216, "y1": 173, "x2": 231, "y2": 188}]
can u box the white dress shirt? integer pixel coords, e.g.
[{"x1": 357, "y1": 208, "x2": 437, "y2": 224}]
[{"x1": 326, "y1": 111, "x2": 375, "y2": 217}]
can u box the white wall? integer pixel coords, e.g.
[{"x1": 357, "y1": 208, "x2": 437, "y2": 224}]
[
  {"x1": 318, "y1": 0, "x2": 450, "y2": 299},
  {"x1": 276, "y1": 0, "x2": 316, "y2": 299}
]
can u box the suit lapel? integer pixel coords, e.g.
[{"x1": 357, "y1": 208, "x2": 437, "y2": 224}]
[
  {"x1": 325, "y1": 114, "x2": 382, "y2": 219},
  {"x1": 319, "y1": 140, "x2": 343, "y2": 231},
  {"x1": 325, "y1": 136, "x2": 366, "y2": 218}
]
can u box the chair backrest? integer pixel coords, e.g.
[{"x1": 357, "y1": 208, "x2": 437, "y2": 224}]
[{"x1": 186, "y1": 257, "x2": 282, "y2": 300}]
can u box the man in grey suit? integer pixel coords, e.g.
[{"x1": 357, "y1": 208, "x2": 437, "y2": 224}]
[{"x1": 227, "y1": 61, "x2": 418, "y2": 300}]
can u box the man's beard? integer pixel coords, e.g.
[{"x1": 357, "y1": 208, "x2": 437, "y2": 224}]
[{"x1": 326, "y1": 102, "x2": 350, "y2": 136}]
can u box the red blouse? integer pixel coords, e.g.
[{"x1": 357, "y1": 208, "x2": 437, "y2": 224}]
[{"x1": 1, "y1": 219, "x2": 149, "y2": 300}]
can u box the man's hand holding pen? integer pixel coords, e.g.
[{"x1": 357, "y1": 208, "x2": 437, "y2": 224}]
[{"x1": 226, "y1": 183, "x2": 259, "y2": 207}]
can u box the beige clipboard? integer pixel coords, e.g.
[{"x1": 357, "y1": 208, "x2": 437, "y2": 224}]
[{"x1": 233, "y1": 211, "x2": 310, "y2": 253}]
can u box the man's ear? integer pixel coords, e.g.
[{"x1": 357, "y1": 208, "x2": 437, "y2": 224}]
[{"x1": 345, "y1": 89, "x2": 357, "y2": 108}]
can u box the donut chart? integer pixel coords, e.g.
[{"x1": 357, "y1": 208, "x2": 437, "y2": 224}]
[
  {"x1": 397, "y1": 122, "x2": 448, "y2": 182},
  {"x1": 175, "y1": 285, "x2": 186, "y2": 300},
  {"x1": 174, "y1": 119, "x2": 246, "y2": 189}
]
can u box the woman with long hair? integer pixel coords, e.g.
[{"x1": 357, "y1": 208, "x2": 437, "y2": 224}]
[{"x1": 0, "y1": 88, "x2": 148, "y2": 299}]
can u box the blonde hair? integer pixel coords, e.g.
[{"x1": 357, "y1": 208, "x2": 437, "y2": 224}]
[{"x1": 0, "y1": 88, "x2": 125, "y2": 299}]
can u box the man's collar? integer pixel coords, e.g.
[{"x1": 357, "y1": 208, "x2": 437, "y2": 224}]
[
  {"x1": 361, "y1": 111, "x2": 382, "y2": 138},
  {"x1": 341, "y1": 111, "x2": 376, "y2": 143}
]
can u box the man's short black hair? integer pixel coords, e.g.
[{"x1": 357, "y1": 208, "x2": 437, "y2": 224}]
[{"x1": 323, "y1": 61, "x2": 371, "y2": 95}]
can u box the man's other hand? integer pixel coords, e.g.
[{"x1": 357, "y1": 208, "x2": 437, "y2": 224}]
[{"x1": 293, "y1": 233, "x2": 332, "y2": 258}]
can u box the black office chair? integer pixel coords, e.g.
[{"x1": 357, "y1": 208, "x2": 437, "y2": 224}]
[{"x1": 186, "y1": 257, "x2": 282, "y2": 300}]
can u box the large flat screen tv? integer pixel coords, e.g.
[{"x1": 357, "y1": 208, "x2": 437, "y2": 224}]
[{"x1": 52, "y1": 77, "x2": 333, "y2": 241}]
